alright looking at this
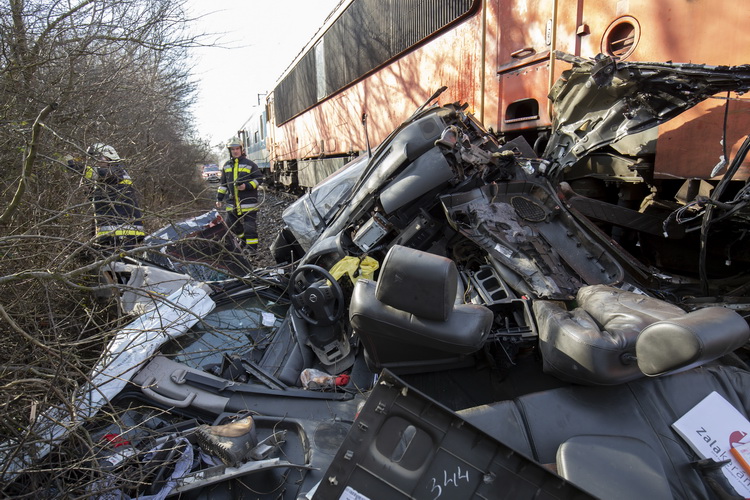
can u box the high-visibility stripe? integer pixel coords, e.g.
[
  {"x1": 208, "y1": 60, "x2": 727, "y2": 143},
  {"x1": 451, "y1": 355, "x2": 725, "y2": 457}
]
[
  {"x1": 97, "y1": 223, "x2": 145, "y2": 237},
  {"x1": 224, "y1": 204, "x2": 258, "y2": 213},
  {"x1": 97, "y1": 229, "x2": 146, "y2": 236},
  {"x1": 98, "y1": 224, "x2": 144, "y2": 231},
  {"x1": 223, "y1": 166, "x2": 254, "y2": 174},
  {"x1": 232, "y1": 159, "x2": 240, "y2": 209}
]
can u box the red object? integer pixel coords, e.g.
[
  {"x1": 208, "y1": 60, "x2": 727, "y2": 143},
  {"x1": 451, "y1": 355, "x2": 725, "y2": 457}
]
[
  {"x1": 335, "y1": 374, "x2": 350, "y2": 386},
  {"x1": 103, "y1": 433, "x2": 131, "y2": 448}
]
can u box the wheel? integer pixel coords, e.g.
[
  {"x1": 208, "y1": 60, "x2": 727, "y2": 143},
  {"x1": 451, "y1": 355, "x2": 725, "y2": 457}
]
[{"x1": 289, "y1": 264, "x2": 345, "y2": 326}]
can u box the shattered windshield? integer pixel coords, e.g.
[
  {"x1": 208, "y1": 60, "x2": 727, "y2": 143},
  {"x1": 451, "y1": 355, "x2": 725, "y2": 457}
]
[{"x1": 160, "y1": 295, "x2": 287, "y2": 368}]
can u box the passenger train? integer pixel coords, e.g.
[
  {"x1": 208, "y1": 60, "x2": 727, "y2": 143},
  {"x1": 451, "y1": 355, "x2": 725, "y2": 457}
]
[
  {"x1": 236, "y1": 105, "x2": 270, "y2": 174},
  {"x1": 244, "y1": 0, "x2": 750, "y2": 195}
]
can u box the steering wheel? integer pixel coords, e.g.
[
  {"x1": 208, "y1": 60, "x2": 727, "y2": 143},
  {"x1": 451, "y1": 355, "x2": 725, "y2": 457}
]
[{"x1": 289, "y1": 264, "x2": 345, "y2": 326}]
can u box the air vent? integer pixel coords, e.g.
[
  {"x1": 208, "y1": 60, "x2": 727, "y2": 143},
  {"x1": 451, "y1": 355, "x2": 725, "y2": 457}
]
[
  {"x1": 505, "y1": 99, "x2": 539, "y2": 124},
  {"x1": 602, "y1": 16, "x2": 640, "y2": 60}
]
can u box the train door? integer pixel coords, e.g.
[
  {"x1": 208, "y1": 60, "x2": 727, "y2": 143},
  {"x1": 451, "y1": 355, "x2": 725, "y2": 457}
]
[
  {"x1": 493, "y1": 0, "x2": 621, "y2": 141},
  {"x1": 494, "y1": 0, "x2": 562, "y2": 151},
  {"x1": 495, "y1": 0, "x2": 750, "y2": 179}
]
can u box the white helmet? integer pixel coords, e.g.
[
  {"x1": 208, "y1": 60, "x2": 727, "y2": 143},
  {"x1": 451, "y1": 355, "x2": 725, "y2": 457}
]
[
  {"x1": 226, "y1": 137, "x2": 244, "y2": 152},
  {"x1": 87, "y1": 143, "x2": 120, "y2": 161}
]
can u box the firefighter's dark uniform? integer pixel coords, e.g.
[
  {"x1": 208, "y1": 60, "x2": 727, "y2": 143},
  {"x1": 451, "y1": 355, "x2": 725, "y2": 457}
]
[
  {"x1": 67, "y1": 160, "x2": 145, "y2": 251},
  {"x1": 216, "y1": 155, "x2": 263, "y2": 251}
]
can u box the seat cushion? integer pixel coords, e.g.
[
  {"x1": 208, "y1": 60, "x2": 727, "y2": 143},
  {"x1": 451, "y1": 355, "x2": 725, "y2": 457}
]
[
  {"x1": 535, "y1": 285, "x2": 688, "y2": 385},
  {"x1": 459, "y1": 364, "x2": 750, "y2": 500},
  {"x1": 557, "y1": 435, "x2": 673, "y2": 500},
  {"x1": 535, "y1": 299, "x2": 645, "y2": 385},
  {"x1": 577, "y1": 284, "x2": 685, "y2": 333},
  {"x1": 351, "y1": 279, "x2": 492, "y2": 356}
]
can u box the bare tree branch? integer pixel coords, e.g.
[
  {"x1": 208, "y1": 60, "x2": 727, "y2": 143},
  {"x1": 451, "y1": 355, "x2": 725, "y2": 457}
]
[{"x1": 0, "y1": 102, "x2": 56, "y2": 225}]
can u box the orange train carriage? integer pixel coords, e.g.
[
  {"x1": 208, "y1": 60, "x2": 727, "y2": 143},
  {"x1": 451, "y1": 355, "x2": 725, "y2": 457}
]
[{"x1": 264, "y1": 0, "x2": 750, "y2": 194}]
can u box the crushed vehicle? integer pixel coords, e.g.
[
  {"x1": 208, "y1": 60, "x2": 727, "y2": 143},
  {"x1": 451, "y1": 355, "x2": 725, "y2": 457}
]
[{"x1": 4, "y1": 53, "x2": 750, "y2": 499}]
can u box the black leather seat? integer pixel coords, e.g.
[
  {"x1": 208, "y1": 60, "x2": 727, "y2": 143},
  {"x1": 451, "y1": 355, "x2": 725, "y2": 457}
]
[
  {"x1": 535, "y1": 284, "x2": 749, "y2": 385},
  {"x1": 349, "y1": 245, "x2": 493, "y2": 374},
  {"x1": 459, "y1": 363, "x2": 750, "y2": 499}
]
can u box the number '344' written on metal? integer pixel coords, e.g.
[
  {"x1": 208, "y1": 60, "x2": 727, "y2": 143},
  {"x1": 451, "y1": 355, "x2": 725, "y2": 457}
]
[{"x1": 428, "y1": 465, "x2": 470, "y2": 499}]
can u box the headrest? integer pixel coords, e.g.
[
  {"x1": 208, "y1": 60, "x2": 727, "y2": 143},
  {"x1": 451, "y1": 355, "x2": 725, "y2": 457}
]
[
  {"x1": 375, "y1": 245, "x2": 457, "y2": 321},
  {"x1": 636, "y1": 307, "x2": 750, "y2": 377}
]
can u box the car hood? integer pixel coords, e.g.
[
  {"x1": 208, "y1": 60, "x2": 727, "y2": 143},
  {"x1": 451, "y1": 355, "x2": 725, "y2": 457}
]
[{"x1": 542, "y1": 51, "x2": 750, "y2": 177}]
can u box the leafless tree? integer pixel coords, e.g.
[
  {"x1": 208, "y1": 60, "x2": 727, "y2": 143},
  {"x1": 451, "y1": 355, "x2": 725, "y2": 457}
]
[{"x1": 0, "y1": 0, "x2": 226, "y2": 495}]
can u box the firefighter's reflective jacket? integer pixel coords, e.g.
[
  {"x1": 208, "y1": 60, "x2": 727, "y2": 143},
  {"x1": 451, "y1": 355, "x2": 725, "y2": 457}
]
[
  {"x1": 67, "y1": 160, "x2": 145, "y2": 238},
  {"x1": 216, "y1": 155, "x2": 263, "y2": 214}
]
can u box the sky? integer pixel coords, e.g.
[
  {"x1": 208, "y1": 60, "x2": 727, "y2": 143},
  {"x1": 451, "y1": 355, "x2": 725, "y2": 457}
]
[{"x1": 185, "y1": 0, "x2": 342, "y2": 149}]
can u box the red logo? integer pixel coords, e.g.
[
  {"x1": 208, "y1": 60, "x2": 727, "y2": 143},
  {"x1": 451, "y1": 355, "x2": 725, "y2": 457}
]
[{"x1": 729, "y1": 430, "x2": 749, "y2": 449}]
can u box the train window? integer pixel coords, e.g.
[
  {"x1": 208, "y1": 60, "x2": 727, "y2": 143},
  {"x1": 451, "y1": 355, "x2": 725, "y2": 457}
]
[
  {"x1": 274, "y1": 0, "x2": 478, "y2": 125},
  {"x1": 315, "y1": 40, "x2": 327, "y2": 101},
  {"x1": 602, "y1": 16, "x2": 640, "y2": 60},
  {"x1": 505, "y1": 99, "x2": 539, "y2": 124}
]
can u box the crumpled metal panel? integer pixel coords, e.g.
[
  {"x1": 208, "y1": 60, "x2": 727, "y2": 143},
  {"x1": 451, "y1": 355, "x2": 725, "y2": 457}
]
[
  {"x1": 543, "y1": 52, "x2": 750, "y2": 177},
  {"x1": 442, "y1": 179, "x2": 624, "y2": 300}
]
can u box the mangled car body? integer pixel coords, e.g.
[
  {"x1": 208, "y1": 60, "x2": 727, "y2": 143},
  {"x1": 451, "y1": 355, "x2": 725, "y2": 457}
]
[{"x1": 4, "y1": 53, "x2": 750, "y2": 499}]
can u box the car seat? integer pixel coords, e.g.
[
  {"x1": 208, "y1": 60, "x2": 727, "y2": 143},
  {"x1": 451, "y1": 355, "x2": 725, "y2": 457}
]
[
  {"x1": 535, "y1": 284, "x2": 749, "y2": 385},
  {"x1": 458, "y1": 363, "x2": 750, "y2": 499},
  {"x1": 349, "y1": 245, "x2": 493, "y2": 374}
]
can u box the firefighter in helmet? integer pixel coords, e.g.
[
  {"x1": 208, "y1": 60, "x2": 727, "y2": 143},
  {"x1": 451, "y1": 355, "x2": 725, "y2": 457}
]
[
  {"x1": 216, "y1": 137, "x2": 264, "y2": 256},
  {"x1": 66, "y1": 143, "x2": 145, "y2": 252}
]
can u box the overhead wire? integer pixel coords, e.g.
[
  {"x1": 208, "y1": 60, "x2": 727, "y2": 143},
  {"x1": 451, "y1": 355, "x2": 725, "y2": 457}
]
[{"x1": 699, "y1": 91, "x2": 750, "y2": 295}]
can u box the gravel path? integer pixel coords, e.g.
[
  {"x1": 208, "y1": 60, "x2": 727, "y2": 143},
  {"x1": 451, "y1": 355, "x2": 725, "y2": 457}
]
[
  {"x1": 193, "y1": 181, "x2": 296, "y2": 269},
  {"x1": 255, "y1": 189, "x2": 295, "y2": 267}
]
